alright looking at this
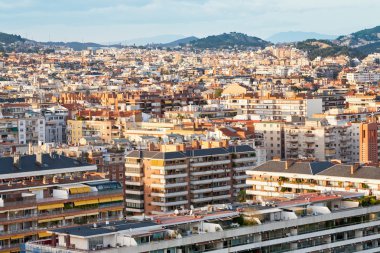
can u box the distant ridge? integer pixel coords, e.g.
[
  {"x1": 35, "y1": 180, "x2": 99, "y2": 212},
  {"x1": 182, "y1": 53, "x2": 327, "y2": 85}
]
[
  {"x1": 0, "y1": 32, "x2": 25, "y2": 44},
  {"x1": 158, "y1": 36, "x2": 198, "y2": 48},
  {"x1": 268, "y1": 31, "x2": 337, "y2": 43},
  {"x1": 336, "y1": 26, "x2": 380, "y2": 48},
  {"x1": 189, "y1": 32, "x2": 270, "y2": 49}
]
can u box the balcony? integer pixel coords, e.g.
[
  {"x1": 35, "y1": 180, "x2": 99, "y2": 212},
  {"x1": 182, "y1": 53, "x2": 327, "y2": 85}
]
[
  {"x1": 125, "y1": 189, "x2": 144, "y2": 195},
  {"x1": 125, "y1": 199, "x2": 144, "y2": 204},
  {"x1": 232, "y1": 157, "x2": 256, "y2": 163},
  {"x1": 151, "y1": 200, "x2": 188, "y2": 207},
  {"x1": 233, "y1": 174, "x2": 249, "y2": 180},
  {"x1": 191, "y1": 188, "x2": 213, "y2": 194},
  {"x1": 125, "y1": 180, "x2": 144, "y2": 186},
  {"x1": 150, "y1": 182, "x2": 188, "y2": 189},
  {"x1": 191, "y1": 196, "x2": 213, "y2": 203},
  {"x1": 233, "y1": 183, "x2": 249, "y2": 189},
  {"x1": 125, "y1": 207, "x2": 144, "y2": 213},
  {"x1": 150, "y1": 164, "x2": 188, "y2": 170},
  {"x1": 211, "y1": 185, "x2": 231, "y2": 192},
  {"x1": 212, "y1": 194, "x2": 231, "y2": 200},
  {"x1": 125, "y1": 163, "x2": 142, "y2": 169},
  {"x1": 151, "y1": 173, "x2": 188, "y2": 179},
  {"x1": 190, "y1": 177, "x2": 230, "y2": 185},
  {"x1": 191, "y1": 169, "x2": 226, "y2": 176},
  {"x1": 233, "y1": 165, "x2": 254, "y2": 172},
  {"x1": 151, "y1": 191, "x2": 188, "y2": 198},
  {"x1": 191, "y1": 160, "x2": 230, "y2": 167}
]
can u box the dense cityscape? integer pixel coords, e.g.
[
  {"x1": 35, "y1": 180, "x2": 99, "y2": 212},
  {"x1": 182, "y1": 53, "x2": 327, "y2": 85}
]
[{"x1": 1, "y1": 1, "x2": 380, "y2": 252}]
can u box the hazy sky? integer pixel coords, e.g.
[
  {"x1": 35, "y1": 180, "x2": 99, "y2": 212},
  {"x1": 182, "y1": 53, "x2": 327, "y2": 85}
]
[{"x1": 0, "y1": 0, "x2": 379, "y2": 43}]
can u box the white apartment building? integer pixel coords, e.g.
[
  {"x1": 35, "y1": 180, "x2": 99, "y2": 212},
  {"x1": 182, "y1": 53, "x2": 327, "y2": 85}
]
[
  {"x1": 222, "y1": 96, "x2": 322, "y2": 121},
  {"x1": 253, "y1": 121, "x2": 285, "y2": 161},
  {"x1": 346, "y1": 72, "x2": 380, "y2": 83},
  {"x1": 284, "y1": 120, "x2": 360, "y2": 163},
  {"x1": 0, "y1": 117, "x2": 45, "y2": 146}
]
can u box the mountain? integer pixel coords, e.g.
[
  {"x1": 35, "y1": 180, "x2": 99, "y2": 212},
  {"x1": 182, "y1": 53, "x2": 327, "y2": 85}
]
[
  {"x1": 120, "y1": 35, "x2": 186, "y2": 46},
  {"x1": 159, "y1": 36, "x2": 198, "y2": 48},
  {"x1": 295, "y1": 39, "x2": 363, "y2": 60},
  {"x1": 0, "y1": 32, "x2": 26, "y2": 45},
  {"x1": 189, "y1": 32, "x2": 270, "y2": 49},
  {"x1": 336, "y1": 26, "x2": 380, "y2": 48},
  {"x1": 268, "y1": 31, "x2": 337, "y2": 43}
]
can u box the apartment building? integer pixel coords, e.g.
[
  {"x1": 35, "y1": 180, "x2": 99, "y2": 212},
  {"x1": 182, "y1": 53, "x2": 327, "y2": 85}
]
[
  {"x1": 0, "y1": 153, "x2": 124, "y2": 252},
  {"x1": 67, "y1": 120, "x2": 115, "y2": 145},
  {"x1": 67, "y1": 110, "x2": 142, "y2": 145},
  {"x1": 41, "y1": 105, "x2": 68, "y2": 144},
  {"x1": 346, "y1": 72, "x2": 380, "y2": 83},
  {"x1": 221, "y1": 95, "x2": 322, "y2": 121},
  {"x1": 284, "y1": 120, "x2": 360, "y2": 163},
  {"x1": 314, "y1": 87, "x2": 348, "y2": 112},
  {"x1": 246, "y1": 160, "x2": 380, "y2": 201},
  {"x1": 124, "y1": 145, "x2": 257, "y2": 215},
  {"x1": 25, "y1": 193, "x2": 380, "y2": 253},
  {"x1": 360, "y1": 121, "x2": 379, "y2": 164},
  {"x1": 0, "y1": 117, "x2": 45, "y2": 146},
  {"x1": 86, "y1": 149, "x2": 125, "y2": 183},
  {"x1": 253, "y1": 121, "x2": 285, "y2": 161}
]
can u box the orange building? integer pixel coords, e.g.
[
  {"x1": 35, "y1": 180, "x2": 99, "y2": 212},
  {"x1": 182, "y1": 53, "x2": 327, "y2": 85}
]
[{"x1": 359, "y1": 122, "x2": 378, "y2": 164}]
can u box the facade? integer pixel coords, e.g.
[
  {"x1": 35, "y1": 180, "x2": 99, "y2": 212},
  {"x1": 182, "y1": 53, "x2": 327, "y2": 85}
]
[
  {"x1": 42, "y1": 105, "x2": 68, "y2": 144},
  {"x1": 222, "y1": 96, "x2": 322, "y2": 121},
  {"x1": 346, "y1": 72, "x2": 380, "y2": 83},
  {"x1": 124, "y1": 145, "x2": 257, "y2": 215},
  {"x1": 246, "y1": 160, "x2": 380, "y2": 200},
  {"x1": 0, "y1": 153, "x2": 124, "y2": 252},
  {"x1": 25, "y1": 193, "x2": 380, "y2": 253},
  {"x1": 253, "y1": 122, "x2": 285, "y2": 161},
  {"x1": 284, "y1": 120, "x2": 359, "y2": 163},
  {"x1": 359, "y1": 122, "x2": 379, "y2": 164},
  {"x1": 0, "y1": 117, "x2": 45, "y2": 146}
]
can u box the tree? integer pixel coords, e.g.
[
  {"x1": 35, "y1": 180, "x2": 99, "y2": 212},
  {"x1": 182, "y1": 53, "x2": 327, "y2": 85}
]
[
  {"x1": 237, "y1": 190, "x2": 246, "y2": 202},
  {"x1": 214, "y1": 88, "x2": 223, "y2": 98}
]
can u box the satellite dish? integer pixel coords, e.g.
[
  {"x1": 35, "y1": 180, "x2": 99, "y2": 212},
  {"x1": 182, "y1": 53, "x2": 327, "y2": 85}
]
[{"x1": 174, "y1": 209, "x2": 179, "y2": 215}]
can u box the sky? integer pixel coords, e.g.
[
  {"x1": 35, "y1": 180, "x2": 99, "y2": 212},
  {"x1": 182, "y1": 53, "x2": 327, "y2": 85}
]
[{"x1": 0, "y1": 0, "x2": 379, "y2": 43}]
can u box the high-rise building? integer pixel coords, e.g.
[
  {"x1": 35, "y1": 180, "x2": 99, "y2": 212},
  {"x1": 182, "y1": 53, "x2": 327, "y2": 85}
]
[
  {"x1": 359, "y1": 121, "x2": 379, "y2": 164},
  {"x1": 124, "y1": 145, "x2": 257, "y2": 215},
  {"x1": 0, "y1": 153, "x2": 124, "y2": 252}
]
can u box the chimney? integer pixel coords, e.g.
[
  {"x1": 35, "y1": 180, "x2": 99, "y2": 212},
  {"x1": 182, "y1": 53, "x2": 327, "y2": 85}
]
[
  {"x1": 36, "y1": 152, "x2": 43, "y2": 165},
  {"x1": 13, "y1": 153, "x2": 21, "y2": 169},
  {"x1": 285, "y1": 160, "x2": 295, "y2": 170},
  {"x1": 350, "y1": 163, "x2": 360, "y2": 175},
  {"x1": 28, "y1": 142, "x2": 33, "y2": 155}
]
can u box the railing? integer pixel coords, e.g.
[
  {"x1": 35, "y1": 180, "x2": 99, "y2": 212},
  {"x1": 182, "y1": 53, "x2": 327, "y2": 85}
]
[{"x1": 0, "y1": 189, "x2": 123, "y2": 213}]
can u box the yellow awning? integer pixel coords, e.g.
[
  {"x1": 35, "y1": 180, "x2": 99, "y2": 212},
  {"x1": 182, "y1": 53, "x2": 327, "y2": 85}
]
[
  {"x1": 69, "y1": 186, "x2": 91, "y2": 194},
  {"x1": 10, "y1": 235, "x2": 24, "y2": 240},
  {"x1": 111, "y1": 196, "x2": 124, "y2": 202},
  {"x1": 37, "y1": 203, "x2": 64, "y2": 211},
  {"x1": 74, "y1": 199, "x2": 98, "y2": 206},
  {"x1": 38, "y1": 232, "x2": 52, "y2": 238},
  {"x1": 38, "y1": 217, "x2": 63, "y2": 223},
  {"x1": 105, "y1": 207, "x2": 123, "y2": 212},
  {"x1": 98, "y1": 197, "x2": 113, "y2": 203}
]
